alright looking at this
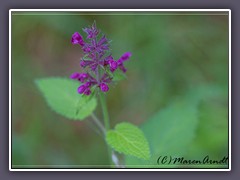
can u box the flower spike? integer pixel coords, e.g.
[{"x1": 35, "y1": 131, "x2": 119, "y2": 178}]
[{"x1": 70, "y1": 22, "x2": 131, "y2": 95}]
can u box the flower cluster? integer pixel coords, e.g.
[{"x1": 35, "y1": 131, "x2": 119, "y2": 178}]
[{"x1": 70, "y1": 22, "x2": 131, "y2": 95}]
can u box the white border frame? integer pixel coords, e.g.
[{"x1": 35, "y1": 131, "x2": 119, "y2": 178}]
[{"x1": 9, "y1": 9, "x2": 231, "y2": 171}]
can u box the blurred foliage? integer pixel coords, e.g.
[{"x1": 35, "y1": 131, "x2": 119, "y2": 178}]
[
  {"x1": 11, "y1": 12, "x2": 229, "y2": 168},
  {"x1": 125, "y1": 94, "x2": 199, "y2": 167}
]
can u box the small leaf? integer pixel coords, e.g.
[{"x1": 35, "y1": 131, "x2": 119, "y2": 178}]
[
  {"x1": 112, "y1": 69, "x2": 127, "y2": 81},
  {"x1": 35, "y1": 77, "x2": 97, "y2": 120},
  {"x1": 106, "y1": 122, "x2": 151, "y2": 160}
]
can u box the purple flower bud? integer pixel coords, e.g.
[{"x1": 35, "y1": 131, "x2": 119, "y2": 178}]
[
  {"x1": 98, "y1": 35, "x2": 108, "y2": 46},
  {"x1": 91, "y1": 64, "x2": 98, "y2": 71},
  {"x1": 78, "y1": 85, "x2": 86, "y2": 94},
  {"x1": 84, "y1": 88, "x2": 91, "y2": 95},
  {"x1": 83, "y1": 22, "x2": 99, "y2": 39},
  {"x1": 70, "y1": 72, "x2": 80, "y2": 79},
  {"x1": 78, "y1": 73, "x2": 88, "y2": 83},
  {"x1": 120, "y1": 52, "x2": 132, "y2": 61},
  {"x1": 81, "y1": 73, "x2": 88, "y2": 78},
  {"x1": 85, "y1": 82, "x2": 91, "y2": 87},
  {"x1": 83, "y1": 46, "x2": 91, "y2": 53},
  {"x1": 100, "y1": 83, "x2": 109, "y2": 92},
  {"x1": 117, "y1": 52, "x2": 131, "y2": 73},
  {"x1": 71, "y1": 32, "x2": 85, "y2": 46},
  {"x1": 91, "y1": 39, "x2": 97, "y2": 47},
  {"x1": 80, "y1": 60, "x2": 86, "y2": 67}
]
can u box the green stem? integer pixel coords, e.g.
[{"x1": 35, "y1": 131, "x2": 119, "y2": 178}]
[
  {"x1": 99, "y1": 92, "x2": 110, "y2": 130},
  {"x1": 90, "y1": 113, "x2": 106, "y2": 135},
  {"x1": 99, "y1": 92, "x2": 114, "y2": 166}
]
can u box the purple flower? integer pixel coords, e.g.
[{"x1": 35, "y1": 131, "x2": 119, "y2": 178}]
[
  {"x1": 77, "y1": 82, "x2": 93, "y2": 96},
  {"x1": 71, "y1": 32, "x2": 85, "y2": 46},
  {"x1": 78, "y1": 84, "x2": 86, "y2": 94},
  {"x1": 99, "y1": 83, "x2": 109, "y2": 92},
  {"x1": 98, "y1": 35, "x2": 108, "y2": 46},
  {"x1": 101, "y1": 55, "x2": 114, "y2": 66},
  {"x1": 82, "y1": 45, "x2": 91, "y2": 53},
  {"x1": 70, "y1": 72, "x2": 80, "y2": 79},
  {"x1": 80, "y1": 60, "x2": 86, "y2": 67},
  {"x1": 78, "y1": 73, "x2": 88, "y2": 83},
  {"x1": 80, "y1": 60, "x2": 95, "y2": 68},
  {"x1": 95, "y1": 35, "x2": 109, "y2": 53},
  {"x1": 84, "y1": 88, "x2": 91, "y2": 95},
  {"x1": 83, "y1": 21, "x2": 99, "y2": 39},
  {"x1": 70, "y1": 21, "x2": 132, "y2": 95},
  {"x1": 109, "y1": 60, "x2": 118, "y2": 72},
  {"x1": 117, "y1": 52, "x2": 132, "y2": 73},
  {"x1": 119, "y1": 52, "x2": 132, "y2": 62},
  {"x1": 70, "y1": 72, "x2": 89, "y2": 83}
]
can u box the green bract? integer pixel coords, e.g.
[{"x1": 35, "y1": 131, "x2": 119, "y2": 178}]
[{"x1": 112, "y1": 69, "x2": 127, "y2": 81}]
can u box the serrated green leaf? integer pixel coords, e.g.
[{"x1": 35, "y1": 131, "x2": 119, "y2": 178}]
[
  {"x1": 35, "y1": 77, "x2": 97, "y2": 120},
  {"x1": 125, "y1": 99, "x2": 198, "y2": 168},
  {"x1": 106, "y1": 122, "x2": 151, "y2": 160}
]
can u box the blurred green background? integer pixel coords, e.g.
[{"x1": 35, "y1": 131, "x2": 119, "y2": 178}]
[{"x1": 11, "y1": 11, "x2": 229, "y2": 168}]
